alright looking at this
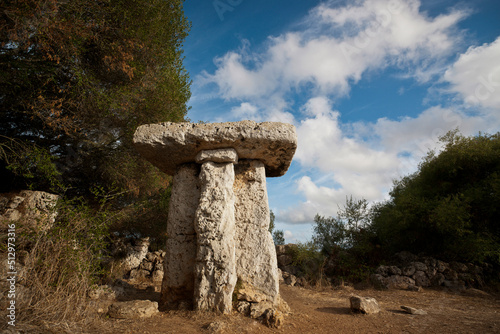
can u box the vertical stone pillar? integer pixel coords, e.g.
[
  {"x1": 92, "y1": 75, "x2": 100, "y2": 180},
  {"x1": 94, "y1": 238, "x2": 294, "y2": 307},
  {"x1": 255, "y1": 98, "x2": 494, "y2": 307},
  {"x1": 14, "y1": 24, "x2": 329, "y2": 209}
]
[
  {"x1": 133, "y1": 121, "x2": 298, "y2": 319},
  {"x1": 160, "y1": 163, "x2": 200, "y2": 309},
  {"x1": 234, "y1": 160, "x2": 279, "y2": 305},
  {"x1": 193, "y1": 149, "x2": 238, "y2": 314}
]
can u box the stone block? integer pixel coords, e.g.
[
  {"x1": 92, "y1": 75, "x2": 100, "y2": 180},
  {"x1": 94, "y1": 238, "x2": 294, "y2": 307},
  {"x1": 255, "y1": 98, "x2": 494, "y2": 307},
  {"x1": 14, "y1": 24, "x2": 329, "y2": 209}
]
[
  {"x1": 194, "y1": 162, "x2": 237, "y2": 314},
  {"x1": 350, "y1": 295, "x2": 380, "y2": 314},
  {"x1": 133, "y1": 121, "x2": 297, "y2": 177},
  {"x1": 195, "y1": 148, "x2": 238, "y2": 164}
]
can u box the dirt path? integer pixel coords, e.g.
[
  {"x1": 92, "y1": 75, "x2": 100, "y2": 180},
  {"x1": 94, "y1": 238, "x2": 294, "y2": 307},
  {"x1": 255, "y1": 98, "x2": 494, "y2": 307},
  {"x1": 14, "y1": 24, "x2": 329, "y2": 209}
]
[{"x1": 90, "y1": 283, "x2": 499, "y2": 334}]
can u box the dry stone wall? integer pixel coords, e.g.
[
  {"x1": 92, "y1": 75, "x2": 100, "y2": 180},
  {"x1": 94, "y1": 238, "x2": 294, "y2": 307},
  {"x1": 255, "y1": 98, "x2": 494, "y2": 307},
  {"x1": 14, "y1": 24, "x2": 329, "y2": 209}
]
[{"x1": 371, "y1": 251, "x2": 489, "y2": 290}]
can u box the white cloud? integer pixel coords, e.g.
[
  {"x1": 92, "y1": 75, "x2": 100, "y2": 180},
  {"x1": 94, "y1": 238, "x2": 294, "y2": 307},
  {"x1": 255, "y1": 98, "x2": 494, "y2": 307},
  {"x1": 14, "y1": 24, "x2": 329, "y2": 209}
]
[
  {"x1": 230, "y1": 102, "x2": 259, "y2": 120},
  {"x1": 444, "y1": 37, "x2": 500, "y2": 113},
  {"x1": 193, "y1": 0, "x2": 499, "y2": 227},
  {"x1": 227, "y1": 100, "x2": 295, "y2": 124},
  {"x1": 199, "y1": 0, "x2": 467, "y2": 111},
  {"x1": 280, "y1": 99, "x2": 493, "y2": 224}
]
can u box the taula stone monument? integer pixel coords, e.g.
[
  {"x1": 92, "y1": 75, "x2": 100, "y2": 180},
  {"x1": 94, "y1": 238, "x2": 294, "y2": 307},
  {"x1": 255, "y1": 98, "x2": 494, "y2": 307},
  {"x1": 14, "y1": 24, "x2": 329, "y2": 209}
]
[{"x1": 133, "y1": 121, "x2": 296, "y2": 319}]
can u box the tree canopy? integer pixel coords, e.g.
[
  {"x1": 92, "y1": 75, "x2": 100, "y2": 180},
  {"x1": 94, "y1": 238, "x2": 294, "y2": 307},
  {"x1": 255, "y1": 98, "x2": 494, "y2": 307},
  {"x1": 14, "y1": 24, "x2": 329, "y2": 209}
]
[
  {"x1": 1, "y1": 0, "x2": 191, "y2": 198},
  {"x1": 371, "y1": 131, "x2": 500, "y2": 264}
]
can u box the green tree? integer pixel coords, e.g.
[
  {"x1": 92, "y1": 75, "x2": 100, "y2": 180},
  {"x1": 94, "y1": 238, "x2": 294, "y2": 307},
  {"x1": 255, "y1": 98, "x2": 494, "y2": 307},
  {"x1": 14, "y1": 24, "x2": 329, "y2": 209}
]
[
  {"x1": 312, "y1": 197, "x2": 377, "y2": 282},
  {"x1": 269, "y1": 210, "x2": 285, "y2": 245},
  {"x1": 371, "y1": 131, "x2": 500, "y2": 265},
  {"x1": 313, "y1": 196, "x2": 371, "y2": 254},
  {"x1": 312, "y1": 214, "x2": 346, "y2": 254},
  {"x1": 0, "y1": 0, "x2": 191, "y2": 198},
  {"x1": 273, "y1": 229, "x2": 285, "y2": 246},
  {"x1": 339, "y1": 195, "x2": 370, "y2": 232}
]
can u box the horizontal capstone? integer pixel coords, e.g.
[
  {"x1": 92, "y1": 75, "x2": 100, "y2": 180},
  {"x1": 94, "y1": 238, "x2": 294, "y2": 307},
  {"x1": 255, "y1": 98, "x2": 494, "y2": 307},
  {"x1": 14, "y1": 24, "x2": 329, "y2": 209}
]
[{"x1": 133, "y1": 120, "x2": 297, "y2": 177}]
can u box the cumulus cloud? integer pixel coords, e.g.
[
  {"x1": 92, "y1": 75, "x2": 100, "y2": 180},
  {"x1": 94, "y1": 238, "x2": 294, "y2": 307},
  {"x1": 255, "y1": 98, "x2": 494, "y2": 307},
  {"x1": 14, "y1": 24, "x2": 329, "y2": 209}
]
[
  {"x1": 199, "y1": 0, "x2": 467, "y2": 114},
  {"x1": 194, "y1": 0, "x2": 499, "y2": 226},
  {"x1": 444, "y1": 37, "x2": 500, "y2": 113},
  {"x1": 280, "y1": 99, "x2": 492, "y2": 224}
]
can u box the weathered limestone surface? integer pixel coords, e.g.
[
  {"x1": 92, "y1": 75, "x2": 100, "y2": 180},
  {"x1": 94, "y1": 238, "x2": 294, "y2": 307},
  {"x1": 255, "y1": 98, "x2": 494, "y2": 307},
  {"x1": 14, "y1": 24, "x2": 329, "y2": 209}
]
[
  {"x1": 194, "y1": 161, "x2": 237, "y2": 314},
  {"x1": 161, "y1": 164, "x2": 200, "y2": 309},
  {"x1": 0, "y1": 190, "x2": 59, "y2": 232},
  {"x1": 133, "y1": 121, "x2": 297, "y2": 177},
  {"x1": 234, "y1": 160, "x2": 279, "y2": 305},
  {"x1": 133, "y1": 121, "x2": 297, "y2": 320},
  {"x1": 350, "y1": 295, "x2": 381, "y2": 314},
  {"x1": 401, "y1": 305, "x2": 427, "y2": 315},
  {"x1": 108, "y1": 300, "x2": 159, "y2": 319},
  {"x1": 195, "y1": 148, "x2": 238, "y2": 164}
]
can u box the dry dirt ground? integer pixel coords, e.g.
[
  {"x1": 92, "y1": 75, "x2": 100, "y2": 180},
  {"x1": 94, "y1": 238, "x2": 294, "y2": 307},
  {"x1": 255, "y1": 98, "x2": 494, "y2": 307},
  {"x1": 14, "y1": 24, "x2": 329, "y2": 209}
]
[{"x1": 80, "y1": 282, "x2": 500, "y2": 334}]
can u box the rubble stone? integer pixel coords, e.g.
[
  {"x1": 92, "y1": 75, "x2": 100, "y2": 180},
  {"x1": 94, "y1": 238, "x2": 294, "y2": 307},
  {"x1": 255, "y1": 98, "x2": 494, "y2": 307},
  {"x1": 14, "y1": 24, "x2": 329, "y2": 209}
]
[{"x1": 350, "y1": 295, "x2": 380, "y2": 314}]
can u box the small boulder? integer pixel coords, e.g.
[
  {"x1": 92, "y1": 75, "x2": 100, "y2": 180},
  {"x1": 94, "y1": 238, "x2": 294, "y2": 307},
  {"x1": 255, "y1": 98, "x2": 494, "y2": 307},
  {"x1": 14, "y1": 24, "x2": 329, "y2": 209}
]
[
  {"x1": 413, "y1": 271, "x2": 431, "y2": 287},
  {"x1": 140, "y1": 260, "x2": 154, "y2": 272},
  {"x1": 108, "y1": 300, "x2": 158, "y2": 318},
  {"x1": 450, "y1": 262, "x2": 469, "y2": 273},
  {"x1": 436, "y1": 260, "x2": 449, "y2": 273},
  {"x1": 236, "y1": 301, "x2": 251, "y2": 315},
  {"x1": 375, "y1": 265, "x2": 390, "y2": 277},
  {"x1": 152, "y1": 269, "x2": 164, "y2": 282},
  {"x1": 263, "y1": 309, "x2": 284, "y2": 328},
  {"x1": 249, "y1": 301, "x2": 273, "y2": 319},
  {"x1": 277, "y1": 254, "x2": 293, "y2": 267},
  {"x1": 237, "y1": 282, "x2": 268, "y2": 303},
  {"x1": 388, "y1": 266, "x2": 402, "y2": 276},
  {"x1": 401, "y1": 264, "x2": 416, "y2": 276},
  {"x1": 430, "y1": 273, "x2": 445, "y2": 286},
  {"x1": 282, "y1": 271, "x2": 297, "y2": 286},
  {"x1": 205, "y1": 321, "x2": 226, "y2": 334},
  {"x1": 146, "y1": 252, "x2": 157, "y2": 262},
  {"x1": 401, "y1": 305, "x2": 427, "y2": 315},
  {"x1": 411, "y1": 262, "x2": 428, "y2": 272},
  {"x1": 349, "y1": 295, "x2": 380, "y2": 314},
  {"x1": 129, "y1": 268, "x2": 150, "y2": 280},
  {"x1": 370, "y1": 274, "x2": 388, "y2": 290},
  {"x1": 277, "y1": 268, "x2": 284, "y2": 283},
  {"x1": 385, "y1": 275, "x2": 415, "y2": 290},
  {"x1": 443, "y1": 268, "x2": 459, "y2": 280}
]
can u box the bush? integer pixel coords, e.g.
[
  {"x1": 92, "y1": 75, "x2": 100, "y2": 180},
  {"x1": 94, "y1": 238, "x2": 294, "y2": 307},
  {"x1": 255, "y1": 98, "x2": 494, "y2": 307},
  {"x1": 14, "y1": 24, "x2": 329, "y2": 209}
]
[
  {"x1": 288, "y1": 242, "x2": 327, "y2": 285},
  {"x1": 371, "y1": 131, "x2": 500, "y2": 266}
]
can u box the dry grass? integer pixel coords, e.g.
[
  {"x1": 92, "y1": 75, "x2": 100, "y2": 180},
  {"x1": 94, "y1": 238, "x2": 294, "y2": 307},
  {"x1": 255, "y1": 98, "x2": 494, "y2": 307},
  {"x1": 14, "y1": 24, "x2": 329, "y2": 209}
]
[
  {"x1": 16, "y1": 237, "x2": 94, "y2": 326},
  {"x1": 0, "y1": 202, "x2": 110, "y2": 332}
]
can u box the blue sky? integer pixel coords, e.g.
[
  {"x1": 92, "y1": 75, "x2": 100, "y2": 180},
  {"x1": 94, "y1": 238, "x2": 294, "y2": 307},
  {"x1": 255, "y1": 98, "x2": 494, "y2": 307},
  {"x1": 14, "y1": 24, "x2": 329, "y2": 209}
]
[{"x1": 182, "y1": 0, "x2": 500, "y2": 242}]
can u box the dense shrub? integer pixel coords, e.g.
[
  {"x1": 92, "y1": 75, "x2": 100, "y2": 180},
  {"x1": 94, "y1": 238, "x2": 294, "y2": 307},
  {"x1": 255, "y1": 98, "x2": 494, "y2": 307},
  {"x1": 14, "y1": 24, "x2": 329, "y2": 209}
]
[
  {"x1": 371, "y1": 131, "x2": 500, "y2": 266},
  {"x1": 310, "y1": 131, "x2": 500, "y2": 283}
]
